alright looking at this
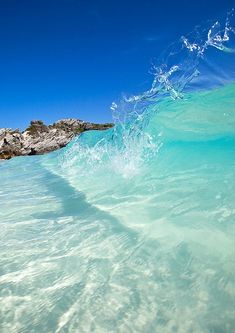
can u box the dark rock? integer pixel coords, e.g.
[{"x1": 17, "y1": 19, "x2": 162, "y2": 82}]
[{"x1": 0, "y1": 119, "x2": 113, "y2": 160}]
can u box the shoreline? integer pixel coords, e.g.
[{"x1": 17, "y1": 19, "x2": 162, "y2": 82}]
[{"x1": 0, "y1": 119, "x2": 113, "y2": 160}]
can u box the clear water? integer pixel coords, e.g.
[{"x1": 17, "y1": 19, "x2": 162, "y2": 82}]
[{"x1": 0, "y1": 15, "x2": 235, "y2": 333}]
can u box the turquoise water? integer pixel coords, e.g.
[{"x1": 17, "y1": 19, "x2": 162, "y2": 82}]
[{"x1": 1, "y1": 18, "x2": 235, "y2": 333}]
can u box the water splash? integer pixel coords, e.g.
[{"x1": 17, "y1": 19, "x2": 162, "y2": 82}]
[
  {"x1": 61, "y1": 11, "x2": 235, "y2": 179},
  {"x1": 125, "y1": 10, "x2": 235, "y2": 105}
]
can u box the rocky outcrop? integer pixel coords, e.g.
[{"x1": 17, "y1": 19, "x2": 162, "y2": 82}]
[{"x1": 0, "y1": 119, "x2": 113, "y2": 160}]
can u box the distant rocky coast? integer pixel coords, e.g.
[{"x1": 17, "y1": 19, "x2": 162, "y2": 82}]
[{"x1": 0, "y1": 119, "x2": 113, "y2": 160}]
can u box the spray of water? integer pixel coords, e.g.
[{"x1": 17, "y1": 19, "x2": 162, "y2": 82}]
[{"x1": 61, "y1": 11, "x2": 235, "y2": 179}]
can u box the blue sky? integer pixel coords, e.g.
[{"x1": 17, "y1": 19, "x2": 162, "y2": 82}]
[{"x1": 0, "y1": 0, "x2": 234, "y2": 129}]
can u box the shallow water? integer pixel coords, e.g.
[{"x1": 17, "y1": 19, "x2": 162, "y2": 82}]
[{"x1": 1, "y1": 82, "x2": 235, "y2": 333}]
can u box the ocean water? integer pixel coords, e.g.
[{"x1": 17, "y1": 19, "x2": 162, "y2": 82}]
[{"x1": 0, "y1": 15, "x2": 235, "y2": 333}]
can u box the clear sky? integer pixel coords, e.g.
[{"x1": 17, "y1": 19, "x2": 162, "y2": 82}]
[{"x1": 0, "y1": 0, "x2": 234, "y2": 129}]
